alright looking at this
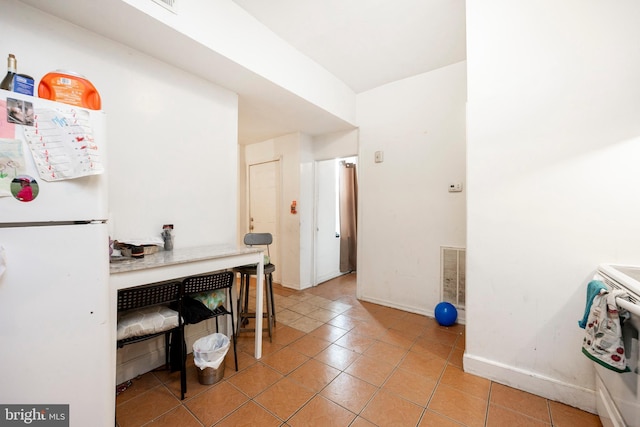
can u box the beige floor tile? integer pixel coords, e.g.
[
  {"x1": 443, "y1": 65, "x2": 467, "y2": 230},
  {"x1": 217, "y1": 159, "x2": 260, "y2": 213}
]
[
  {"x1": 455, "y1": 329, "x2": 466, "y2": 349},
  {"x1": 360, "y1": 389, "x2": 423, "y2": 426},
  {"x1": 449, "y1": 347, "x2": 464, "y2": 368},
  {"x1": 398, "y1": 349, "x2": 447, "y2": 381},
  {"x1": 224, "y1": 344, "x2": 257, "y2": 372},
  {"x1": 288, "y1": 301, "x2": 319, "y2": 315},
  {"x1": 142, "y1": 405, "x2": 202, "y2": 427},
  {"x1": 314, "y1": 343, "x2": 360, "y2": 370},
  {"x1": 440, "y1": 364, "x2": 491, "y2": 400},
  {"x1": 254, "y1": 377, "x2": 315, "y2": 420},
  {"x1": 486, "y1": 404, "x2": 552, "y2": 427},
  {"x1": 274, "y1": 308, "x2": 304, "y2": 325},
  {"x1": 260, "y1": 346, "x2": 309, "y2": 375},
  {"x1": 305, "y1": 295, "x2": 334, "y2": 308},
  {"x1": 288, "y1": 359, "x2": 341, "y2": 392},
  {"x1": 151, "y1": 364, "x2": 182, "y2": 385},
  {"x1": 226, "y1": 363, "x2": 282, "y2": 397},
  {"x1": 288, "y1": 395, "x2": 356, "y2": 427},
  {"x1": 273, "y1": 293, "x2": 298, "y2": 309},
  {"x1": 428, "y1": 384, "x2": 488, "y2": 427},
  {"x1": 286, "y1": 293, "x2": 315, "y2": 303},
  {"x1": 306, "y1": 307, "x2": 340, "y2": 322},
  {"x1": 363, "y1": 340, "x2": 408, "y2": 366},
  {"x1": 236, "y1": 334, "x2": 282, "y2": 356},
  {"x1": 418, "y1": 409, "x2": 466, "y2": 426},
  {"x1": 214, "y1": 401, "x2": 282, "y2": 427},
  {"x1": 116, "y1": 372, "x2": 161, "y2": 405},
  {"x1": 288, "y1": 334, "x2": 331, "y2": 357},
  {"x1": 324, "y1": 300, "x2": 353, "y2": 314},
  {"x1": 377, "y1": 328, "x2": 418, "y2": 349},
  {"x1": 349, "y1": 416, "x2": 377, "y2": 427},
  {"x1": 320, "y1": 372, "x2": 378, "y2": 413},
  {"x1": 490, "y1": 383, "x2": 551, "y2": 423},
  {"x1": 549, "y1": 401, "x2": 602, "y2": 427},
  {"x1": 308, "y1": 323, "x2": 349, "y2": 343},
  {"x1": 412, "y1": 336, "x2": 455, "y2": 360},
  {"x1": 383, "y1": 367, "x2": 438, "y2": 406},
  {"x1": 391, "y1": 316, "x2": 431, "y2": 337},
  {"x1": 334, "y1": 330, "x2": 376, "y2": 354},
  {"x1": 344, "y1": 354, "x2": 395, "y2": 387},
  {"x1": 116, "y1": 385, "x2": 180, "y2": 427},
  {"x1": 403, "y1": 311, "x2": 435, "y2": 326},
  {"x1": 420, "y1": 327, "x2": 460, "y2": 346},
  {"x1": 349, "y1": 321, "x2": 389, "y2": 339},
  {"x1": 287, "y1": 316, "x2": 325, "y2": 333},
  {"x1": 165, "y1": 363, "x2": 214, "y2": 400},
  {"x1": 343, "y1": 306, "x2": 377, "y2": 321},
  {"x1": 184, "y1": 381, "x2": 249, "y2": 426},
  {"x1": 270, "y1": 324, "x2": 306, "y2": 346},
  {"x1": 327, "y1": 313, "x2": 364, "y2": 331}
]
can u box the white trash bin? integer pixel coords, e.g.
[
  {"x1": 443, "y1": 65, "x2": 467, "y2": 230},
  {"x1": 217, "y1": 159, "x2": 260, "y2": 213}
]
[{"x1": 193, "y1": 333, "x2": 230, "y2": 385}]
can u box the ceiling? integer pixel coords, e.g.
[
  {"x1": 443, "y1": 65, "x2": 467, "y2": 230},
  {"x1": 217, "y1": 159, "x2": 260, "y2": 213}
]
[
  {"x1": 231, "y1": 0, "x2": 467, "y2": 94},
  {"x1": 18, "y1": 0, "x2": 467, "y2": 144}
]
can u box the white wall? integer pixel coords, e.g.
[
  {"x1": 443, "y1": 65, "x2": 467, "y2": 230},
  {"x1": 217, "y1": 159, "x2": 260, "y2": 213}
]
[
  {"x1": 356, "y1": 61, "x2": 467, "y2": 315},
  {"x1": 2, "y1": 1, "x2": 239, "y2": 249},
  {"x1": 299, "y1": 134, "x2": 315, "y2": 288},
  {"x1": 312, "y1": 129, "x2": 359, "y2": 161},
  {"x1": 2, "y1": 1, "x2": 239, "y2": 382},
  {"x1": 466, "y1": 0, "x2": 640, "y2": 411}
]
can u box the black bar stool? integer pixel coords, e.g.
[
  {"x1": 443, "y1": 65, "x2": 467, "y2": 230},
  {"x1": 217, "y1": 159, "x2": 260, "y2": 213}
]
[{"x1": 234, "y1": 233, "x2": 276, "y2": 341}]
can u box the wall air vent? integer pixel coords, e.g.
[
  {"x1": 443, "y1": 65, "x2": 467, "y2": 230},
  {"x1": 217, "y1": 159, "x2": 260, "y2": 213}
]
[
  {"x1": 151, "y1": 0, "x2": 178, "y2": 13},
  {"x1": 441, "y1": 246, "x2": 466, "y2": 309}
]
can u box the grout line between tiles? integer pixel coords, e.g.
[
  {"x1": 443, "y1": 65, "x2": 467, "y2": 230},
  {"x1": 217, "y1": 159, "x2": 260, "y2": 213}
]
[{"x1": 117, "y1": 274, "x2": 599, "y2": 427}]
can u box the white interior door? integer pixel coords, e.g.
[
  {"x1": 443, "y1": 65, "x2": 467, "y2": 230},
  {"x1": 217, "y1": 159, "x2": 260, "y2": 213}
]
[
  {"x1": 315, "y1": 159, "x2": 341, "y2": 284},
  {"x1": 248, "y1": 160, "x2": 280, "y2": 283}
]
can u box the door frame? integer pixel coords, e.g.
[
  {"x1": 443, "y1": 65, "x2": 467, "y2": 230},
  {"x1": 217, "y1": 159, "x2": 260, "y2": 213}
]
[
  {"x1": 312, "y1": 155, "x2": 358, "y2": 286},
  {"x1": 245, "y1": 158, "x2": 282, "y2": 284}
]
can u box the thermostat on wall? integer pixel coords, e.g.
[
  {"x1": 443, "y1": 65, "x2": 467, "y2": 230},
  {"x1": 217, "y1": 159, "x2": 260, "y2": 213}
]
[{"x1": 448, "y1": 183, "x2": 463, "y2": 192}]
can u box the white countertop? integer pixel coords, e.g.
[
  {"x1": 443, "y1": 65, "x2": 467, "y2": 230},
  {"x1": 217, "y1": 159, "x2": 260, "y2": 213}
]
[
  {"x1": 109, "y1": 245, "x2": 262, "y2": 275},
  {"x1": 109, "y1": 244, "x2": 266, "y2": 359}
]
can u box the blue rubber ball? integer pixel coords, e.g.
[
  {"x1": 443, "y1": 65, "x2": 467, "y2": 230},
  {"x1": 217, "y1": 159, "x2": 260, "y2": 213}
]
[{"x1": 435, "y1": 302, "x2": 457, "y2": 326}]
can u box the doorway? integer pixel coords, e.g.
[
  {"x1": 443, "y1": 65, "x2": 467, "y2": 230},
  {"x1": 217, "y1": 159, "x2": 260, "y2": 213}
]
[
  {"x1": 248, "y1": 160, "x2": 280, "y2": 283},
  {"x1": 314, "y1": 156, "x2": 358, "y2": 286}
]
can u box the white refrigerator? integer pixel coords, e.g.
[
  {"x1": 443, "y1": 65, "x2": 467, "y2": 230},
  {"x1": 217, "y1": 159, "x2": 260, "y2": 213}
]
[{"x1": 0, "y1": 89, "x2": 113, "y2": 425}]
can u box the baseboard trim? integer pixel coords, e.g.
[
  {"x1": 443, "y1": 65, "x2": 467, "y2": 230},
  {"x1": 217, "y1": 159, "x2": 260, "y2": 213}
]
[
  {"x1": 463, "y1": 352, "x2": 597, "y2": 414},
  {"x1": 358, "y1": 294, "x2": 467, "y2": 324}
]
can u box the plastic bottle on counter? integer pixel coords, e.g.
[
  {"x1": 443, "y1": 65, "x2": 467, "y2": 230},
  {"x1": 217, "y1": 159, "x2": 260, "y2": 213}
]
[
  {"x1": 162, "y1": 224, "x2": 174, "y2": 251},
  {"x1": 0, "y1": 54, "x2": 17, "y2": 91}
]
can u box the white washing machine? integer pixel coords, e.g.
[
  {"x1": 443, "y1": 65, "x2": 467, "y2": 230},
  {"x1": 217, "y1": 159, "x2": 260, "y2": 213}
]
[{"x1": 594, "y1": 264, "x2": 640, "y2": 427}]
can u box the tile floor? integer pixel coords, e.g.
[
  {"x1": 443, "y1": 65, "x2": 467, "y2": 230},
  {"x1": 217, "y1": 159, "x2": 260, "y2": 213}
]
[{"x1": 115, "y1": 273, "x2": 602, "y2": 427}]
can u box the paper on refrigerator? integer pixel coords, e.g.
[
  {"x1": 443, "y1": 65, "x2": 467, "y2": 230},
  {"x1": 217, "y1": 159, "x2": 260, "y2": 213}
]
[{"x1": 21, "y1": 107, "x2": 104, "y2": 181}]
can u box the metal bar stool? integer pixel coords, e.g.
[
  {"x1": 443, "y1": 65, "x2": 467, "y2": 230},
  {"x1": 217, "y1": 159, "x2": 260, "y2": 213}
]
[{"x1": 233, "y1": 233, "x2": 276, "y2": 341}]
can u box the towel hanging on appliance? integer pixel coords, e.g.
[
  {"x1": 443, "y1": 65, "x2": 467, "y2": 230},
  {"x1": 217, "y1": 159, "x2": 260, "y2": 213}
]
[
  {"x1": 581, "y1": 288, "x2": 630, "y2": 373},
  {"x1": 578, "y1": 280, "x2": 608, "y2": 329}
]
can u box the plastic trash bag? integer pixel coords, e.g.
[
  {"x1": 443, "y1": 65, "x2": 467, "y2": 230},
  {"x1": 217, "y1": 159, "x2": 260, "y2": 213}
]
[{"x1": 193, "y1": 333, "x2": 230, "y2": 370}]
